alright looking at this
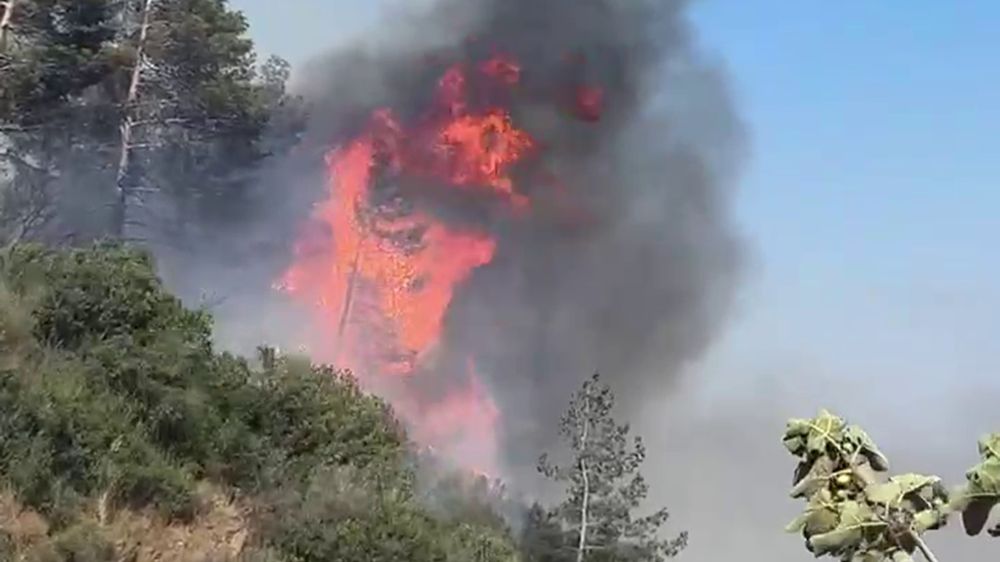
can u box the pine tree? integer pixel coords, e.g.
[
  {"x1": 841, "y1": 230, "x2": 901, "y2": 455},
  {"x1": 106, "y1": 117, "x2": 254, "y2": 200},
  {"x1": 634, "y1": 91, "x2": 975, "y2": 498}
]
[
  {"x1": 0, "y1": 0, "x2": 120, "y2": 243},
  {"x1": 521, "y1": 502, "x2": 573, "y2": 562},
  {"x1": 537, "y1": 374, "x2": 687, "y2": 562},
  {"x1": 110, "y1": 0, "x2": 294, "y2": 242},
  {"x1": 0, "y1": 0, "x2": 303, "y2": 245}
]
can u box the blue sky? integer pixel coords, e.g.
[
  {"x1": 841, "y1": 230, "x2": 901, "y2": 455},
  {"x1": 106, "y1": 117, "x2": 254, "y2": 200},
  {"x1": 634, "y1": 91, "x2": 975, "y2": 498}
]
[
  {"x1": 685, "y1": 1, "x2": 999, "y2": 399},
  {"x1": 231, "y1": 0, "x2": 1000, "y2": 402}
]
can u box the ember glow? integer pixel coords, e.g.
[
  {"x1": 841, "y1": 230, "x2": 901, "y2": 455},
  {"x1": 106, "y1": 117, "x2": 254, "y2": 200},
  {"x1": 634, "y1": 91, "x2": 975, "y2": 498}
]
[
  {"x1": 278, "y1": 52, "x2": 598, "y2": 473},
  {"x1": 574, "y1": 85, "x2": 605, "y2": 122}
]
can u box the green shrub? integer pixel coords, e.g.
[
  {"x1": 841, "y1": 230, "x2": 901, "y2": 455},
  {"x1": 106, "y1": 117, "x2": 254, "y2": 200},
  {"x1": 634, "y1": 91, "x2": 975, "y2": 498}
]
[
  {"x1": 13, "y1": 522, "x2": 116, "y2": 562},
  {"x1": 0, "y1": 243, "x2": 518, "y2": 561},
  {"x1": 236, "y1": 547, "x2": 301, "y2": 562},
  {"x1": 0, "y1": 280, "x2": 35, "y2": 362},
  {"x1": 50, "y1": 522, "x2": 116, "y2": 562},
  {"x1": 442, "y1": 522, "x2": 519, "y2": 562},
  {"x1": 261, "y1": 465, "x2": 448, "y2": 562},
  {"x1": 2, "y1": 244, "x2": 211, "y2": 352}
]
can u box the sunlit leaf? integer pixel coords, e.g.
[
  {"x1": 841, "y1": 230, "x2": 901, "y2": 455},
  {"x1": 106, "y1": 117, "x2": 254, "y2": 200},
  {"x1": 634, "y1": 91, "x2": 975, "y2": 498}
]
[
  {"x1": 790, "y1": 455, "x2": 836, "y2": 499},
  {"x1": 913, "y1": 509, "x2": 945, "y2": 533},
  {"x1": 959, "y1": 433, "x2": 1000, "y2": 536},
  {"x1": 808, "y1": 500, "x2": 873, "y2": 556},
  {"x1": 864, "y1": 482, "x2": 902, "y2": 506}
]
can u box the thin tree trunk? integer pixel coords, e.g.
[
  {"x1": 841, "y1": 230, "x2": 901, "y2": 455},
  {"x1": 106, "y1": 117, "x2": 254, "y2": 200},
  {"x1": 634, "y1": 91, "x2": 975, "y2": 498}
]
[
  {"x1": 576, "y1": 415, "x2": 591, "y2": 562},
  {"x1": 0, "y1": 0, "x2": 14, "y2": 51},
  {"x1": 333, "y1": 243, "x2": 363, "y2": 363},
  {"x1": 113, "y1": 0, "x2": 153, "y2": 238}
]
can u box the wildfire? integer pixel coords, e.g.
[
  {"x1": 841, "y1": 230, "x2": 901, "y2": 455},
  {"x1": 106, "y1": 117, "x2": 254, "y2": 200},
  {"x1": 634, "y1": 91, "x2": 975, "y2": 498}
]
[
  {"x1": 278, "y1": 51, "x2": 602, "y2": 474},
  {"x1": 575, "y1": 85, "x2": 605, "y2": 122}
]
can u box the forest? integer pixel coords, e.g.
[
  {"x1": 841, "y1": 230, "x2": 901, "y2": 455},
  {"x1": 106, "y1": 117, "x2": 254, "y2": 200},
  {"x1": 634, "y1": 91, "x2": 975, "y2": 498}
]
[
  {"x1": 0, "y1": 1, "x2": 997, "y2": 561},
  {"x1": 0, "y1": 3, "x2": 684, "y2": 559}
]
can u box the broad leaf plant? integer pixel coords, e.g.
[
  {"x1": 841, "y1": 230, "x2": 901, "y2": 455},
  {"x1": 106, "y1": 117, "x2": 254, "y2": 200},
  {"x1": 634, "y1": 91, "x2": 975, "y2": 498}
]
[{"x1": 782, "y1": 410, "x2": 998, "y2": 561}]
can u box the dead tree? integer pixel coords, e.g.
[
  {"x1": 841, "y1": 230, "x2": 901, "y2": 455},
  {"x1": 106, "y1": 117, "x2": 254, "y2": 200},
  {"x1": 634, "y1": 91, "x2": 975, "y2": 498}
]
[{"x1": 112, "y1": 0, "x2": 153, "y2": 239}]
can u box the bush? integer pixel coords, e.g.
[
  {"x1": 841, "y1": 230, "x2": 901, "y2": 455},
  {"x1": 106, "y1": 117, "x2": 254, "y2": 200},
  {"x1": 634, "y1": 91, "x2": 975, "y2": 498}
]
[
  {"x1": 0, "y1": 243, "x2": 517, "y2": 560},
  {"x1": 2, "y1": 243, "x2": 211, "y2": 352},
  {"x1": 261, "y1": 465, "x2": 448, "y2": 562},
  {"x1": 50, "y1": 522, "x2": 116, "y2": 562},
  {"x1": 259, "y1": 464, "x2": 519, "y2": 562},
  {"x1": 0, "y1": 280, "x2": 35, "y2": 363},
  {"x1": 14, "y1": 522, "x2": 116, "y2": 562}
]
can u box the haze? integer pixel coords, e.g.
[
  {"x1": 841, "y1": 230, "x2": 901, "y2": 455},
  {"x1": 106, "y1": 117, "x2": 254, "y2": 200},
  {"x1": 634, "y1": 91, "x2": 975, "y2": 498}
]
[{"x1": 230, "y1": 0, "x2": 1000, "y2": 559}]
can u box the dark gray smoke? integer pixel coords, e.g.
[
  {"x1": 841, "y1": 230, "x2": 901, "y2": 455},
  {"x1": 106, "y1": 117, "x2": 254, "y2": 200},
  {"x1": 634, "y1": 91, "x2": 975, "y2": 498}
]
[{"x1": 185, "y1": 0, "x2": 745, "y2": 482}]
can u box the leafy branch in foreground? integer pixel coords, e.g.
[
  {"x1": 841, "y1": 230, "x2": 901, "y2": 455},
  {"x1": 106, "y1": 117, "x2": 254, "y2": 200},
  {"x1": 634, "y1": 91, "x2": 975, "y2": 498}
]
[
  {"x1": 782, "y1": 410, "x2": 999, "y2": 562},
  {"x1": 959, "y1": 433, "x2": 1000, "y2": 538}
]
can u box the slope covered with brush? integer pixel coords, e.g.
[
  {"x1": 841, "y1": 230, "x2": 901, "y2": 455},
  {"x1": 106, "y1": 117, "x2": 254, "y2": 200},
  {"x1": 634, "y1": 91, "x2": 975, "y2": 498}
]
[{"x1": 0, "y1": 243, "x2": 517, "y2": 562}]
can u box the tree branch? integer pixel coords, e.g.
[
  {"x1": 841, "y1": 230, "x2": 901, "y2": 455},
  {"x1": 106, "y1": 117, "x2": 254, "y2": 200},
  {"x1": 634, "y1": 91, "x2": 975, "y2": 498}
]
[
  {"x1": 0, "y1": 0, "x2": 15, "y2": 51},
  {"x1": 113, "y1": 0, "x2": 154, "y2": 239},
  {"x1": 910, "y1": 532, "x2": 941, "y2": 562}
]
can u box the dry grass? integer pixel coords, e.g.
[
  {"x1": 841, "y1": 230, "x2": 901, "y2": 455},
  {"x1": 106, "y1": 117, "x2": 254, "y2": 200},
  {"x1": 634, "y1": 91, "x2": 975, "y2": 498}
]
[
  {"x1": 0, "y1": 490, "x2": 49, "y2": 552},
  {"x1": 107, "y1": 484, "x2": 250, "y2": 562},
  {"x1": 0, "y1": 485, "x2": 250, "y2": 562}
]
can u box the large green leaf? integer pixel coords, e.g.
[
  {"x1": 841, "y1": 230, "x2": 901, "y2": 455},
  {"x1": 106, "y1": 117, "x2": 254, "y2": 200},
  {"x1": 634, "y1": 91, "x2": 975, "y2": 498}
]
[
  {"x1": 967, "y1": 456, "x2": 1000, "y2": 496},
  {"x1": 808, "y1": 500, "x2": 876, "y2": 556},
  {"x1": 790, "y1": 455, "x2": 837, "y2": 499},
  {"x1": 979, "y1": 434, "x2": 1000, "y2": 461},
  {"x1": 786, "y1": 491, "x2": 839, "y2": 536},
  {"x1": 913, "y1": 509, "x2": 946, "y2": 533},
  {"x1": 843, "y1": 426, "x2": 889, "y2": 472},
  {"x1": 806, "y1": 410, "x2": 846, "y2": 456},
  {"x1": 784, "y1": 418, "x2": 811, "y2": 455},
  {"x1": 864, "y1": 474, "x2": 938, "y2": 507},
  {"x1": 959, "y1": 434, "x2": 1000, "y2": 536}
]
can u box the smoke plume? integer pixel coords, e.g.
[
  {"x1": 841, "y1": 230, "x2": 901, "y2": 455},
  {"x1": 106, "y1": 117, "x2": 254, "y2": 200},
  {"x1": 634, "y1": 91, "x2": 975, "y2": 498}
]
[{"x1": 175, "y1": 0, "x2": 745, "y2": 484}]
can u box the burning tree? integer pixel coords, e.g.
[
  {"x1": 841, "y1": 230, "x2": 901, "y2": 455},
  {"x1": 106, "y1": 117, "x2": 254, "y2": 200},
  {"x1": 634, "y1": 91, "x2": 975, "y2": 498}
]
[
  {"x1": 277, "y1": 0, "x2": 743, "y2": 483},
  {"x1": 277, "y1": 51, "x2": 551, "y2": 474},
  {"x1": 535, "y1": 374, "x2": 687, "y2": 562},
  {"x1": 782, "y1": 409, "x2": 1000, "y2": 561}
]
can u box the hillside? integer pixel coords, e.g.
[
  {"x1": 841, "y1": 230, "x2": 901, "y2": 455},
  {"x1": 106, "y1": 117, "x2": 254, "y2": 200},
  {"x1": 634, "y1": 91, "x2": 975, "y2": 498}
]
[{"x1": 0, "y1": 243, "x2": 518, "y2": 562}]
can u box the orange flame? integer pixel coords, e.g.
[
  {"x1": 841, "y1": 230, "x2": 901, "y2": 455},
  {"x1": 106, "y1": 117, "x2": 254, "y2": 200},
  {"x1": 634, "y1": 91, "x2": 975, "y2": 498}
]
[
  {"x1": 279, "y1": 51, "x2": 602, "y2": 473},
  {"x1": 575, "y1": 85, "x2": 605, "y2": 122}
]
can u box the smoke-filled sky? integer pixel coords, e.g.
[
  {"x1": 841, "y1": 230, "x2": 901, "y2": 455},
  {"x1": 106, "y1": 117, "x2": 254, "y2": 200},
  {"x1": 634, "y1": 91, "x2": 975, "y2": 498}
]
[
  {"x1": 230, "y1": 0, "x2": 999, "y2": 559},
  {"x1": 232, "y1": 1, "x2": 1000, "y2": 396}
]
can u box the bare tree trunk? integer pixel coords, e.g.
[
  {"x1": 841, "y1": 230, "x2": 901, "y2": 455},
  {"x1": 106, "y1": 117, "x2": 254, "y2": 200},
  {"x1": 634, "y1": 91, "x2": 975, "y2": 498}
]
[
  {"x1": 0, "y1": 0, "x2": 14, "y2": 51},
  {"x1": 576, "y1": 415, "x2": 591, "y2": 562},
  {"x1": 333, "y1": 243, "x2": 363, "y2": 363},
  {"x1": 112, "y1": 0, "x2": 153, "y2": 239}
]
